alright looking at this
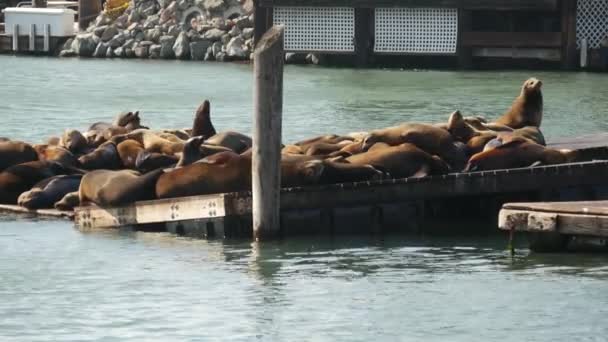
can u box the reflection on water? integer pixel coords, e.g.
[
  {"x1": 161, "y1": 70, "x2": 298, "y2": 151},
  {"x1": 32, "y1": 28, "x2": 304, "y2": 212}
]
[{"x1": 1, "y1": 220, "x2": 607, "y2": 341}]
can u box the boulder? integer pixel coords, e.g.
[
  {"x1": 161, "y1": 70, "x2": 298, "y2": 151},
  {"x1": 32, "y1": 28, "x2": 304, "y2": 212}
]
[
  {"x1": 128, "y1": 10, "x2": 143, "y2": 24},
  {"x1": 202, "y1": 28, "x2": 225, "y2": 41},
  {"x1": 159, "y1": 35, "x2": 176, "y2": 59},
  {"x1": 177, "y1": 0, "x2": 191, "y2": 10},
  {"x1": 101, "y1": 25, "x2": 119, "y2": 42},
  {"x1": 215, "y1": 51, "x2": 227, "y2": 62},
  {"x1": 134, "y1": 45, "x2": 149, "y2": 58},
  {"x1": 242, "y1": 27, "x2": 253, "y2": 40},
  {"x1": 226, "y1": 36, "x2": 246, "y2": 58},
  {"x1": 114, "y1": 46, "x2": 125, "y2": 57},
  {"x1": 108, "y1": 34, "x2": 126, "y2": 48},
  {"x1": 144, "y1": 15, "x2": 160, "y2": 29},
  {"x1": 204, "y1": 49, "x2": 214, "y2": 61},
  {"x1": 59, "y1": 49, "x2": 77, "y2": 57},
  {"x1": 93, "y1": 42, "x2": 109, "y2": 58},
  {"x1": 190, "y1": 40, "x2": 211, "y2": 60},
  {"x1": 149, "y1": 44, "x2": 162, "y2": 58},
  {"x1": 145, "y1": 28, "x2": 162, "y2": 43},
  {"x1": 210, "y1": 17, "x2": 227, "y2": 30},
  {"x1": 106, "y1": 46, "x2": 114, "y2": 57},
  {"x1": 134, "y1": 31, "x2": 145, "y2": 41},
  {"x1": 285, "y1": 52, "x2": 307, "y2": 64},
  {"x1": 125, "y1": 47, "x2": 135, "y2": 58},
  {"x1": 92, "y1": 12, "x2": 112, "y2": 28},
  {"x1": 72, "y1": 33, "x2": 97, "y2": 57},
  {"x1": 114, "y1": 14, "x2": 128, "y2": 29},
  {"x1": 234, "y1": 16, "x2": 251, "y2": 30},
  {"x1": 160, "y1": 1, "x2": 176, "y2": 24},
  {"x1": 167, "y1": 25, "x2": 180, "y2": 37},
  {"x1": 211, "y1": 41, "x2": 222, "y2": 57},
  {"x1": 221, "y1": 33, "x2": 231, "y2": 45},
  {"x1": 123, "y1": 38, "x2": 136, "y2": 49},
  {"x1": 93, "y1": 25, "x2": 107, "y2": 37},
  {"x1": 173, "y1": 32, "x2": 190, "y2": 59},
  {"x1": 61, "y1": 38, "x2": 74, "y2": 51},
  {"x1": 204, "y1": 0, "x2": 225, "y2": 12},
  {"x1": 228, "y1": 25, "x2": 241, "y2": 37}
]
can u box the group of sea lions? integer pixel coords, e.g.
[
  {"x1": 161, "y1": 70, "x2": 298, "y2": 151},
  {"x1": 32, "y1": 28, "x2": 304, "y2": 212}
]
[{"x1": 0, "y1": 77, "x2": 581, "y2": 211}]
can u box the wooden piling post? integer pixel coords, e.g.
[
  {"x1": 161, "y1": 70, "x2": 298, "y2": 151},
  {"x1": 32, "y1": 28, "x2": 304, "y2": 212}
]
[
  {"x1": 12, "y1": 24, "x2": 19, "y2": 52},
  {"x1": 29, "y1": 24, "x2": 36, "y2": 51},
  {"x1": 43, "y1": 24, "x2": 50, "y2": 52},
  {"x1": 251, "y1": 25, "x2": 284, "y2": 241}
]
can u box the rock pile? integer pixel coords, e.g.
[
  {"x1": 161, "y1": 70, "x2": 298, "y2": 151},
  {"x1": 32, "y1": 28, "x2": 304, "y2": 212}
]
[{"x1": 60, "y1": 0, "x2": 255, "y2": 62}]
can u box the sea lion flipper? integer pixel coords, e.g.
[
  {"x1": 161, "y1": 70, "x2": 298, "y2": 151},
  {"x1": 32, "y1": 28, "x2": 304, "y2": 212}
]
[{"x1": 411, "y1": 164, "x2": 431, "y2": 178}]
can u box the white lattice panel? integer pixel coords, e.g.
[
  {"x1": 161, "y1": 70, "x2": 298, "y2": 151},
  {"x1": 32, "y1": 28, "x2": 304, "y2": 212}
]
[
  {"x1": 374, "y1": 8, "x2": 458, "y2": 54},
  {"x1": 273, "y1": 7, "x2": 355, "y2": 52},
  {"x1": 576, "y1": 0, "x2": 608, "y2": 49}
]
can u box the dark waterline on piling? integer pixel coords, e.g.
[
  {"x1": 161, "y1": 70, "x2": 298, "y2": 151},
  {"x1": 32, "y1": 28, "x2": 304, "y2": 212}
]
[{"x1": 1, "y1": 56, "x2": 608, "y2": 341}]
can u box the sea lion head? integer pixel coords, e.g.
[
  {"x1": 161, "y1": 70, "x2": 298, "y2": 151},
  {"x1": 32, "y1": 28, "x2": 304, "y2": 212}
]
[
  {"x1": 60, "y1": 129, "x2": 88, "y2": 154},
  {"x1": 54, "y1": 191, "x2": 80, "y2": 211},
  {"x1": 522, "y1": 77, "x2": 542, "y2": 94},
  {"x1": 192, "y1": 100, "x2": 216, "y2": 139},
  {"x1": 113, "y1": 111, "x2": 140, "y2": 127},
  {"x1": 447, "y1": 110, "x2": 478, "y2": 142},
  {"x1": 17, "y1": 189, "x2": 46, "y2": 209},
  {"x1": 300, "y1": 160, "x2": 325, "y2": 184},
  {"x1": 176, "y1": 136, "x2": 206, "y2": 167},
  {"x1": 361, "y1": 132, "x2": 382, "y2": 151}
]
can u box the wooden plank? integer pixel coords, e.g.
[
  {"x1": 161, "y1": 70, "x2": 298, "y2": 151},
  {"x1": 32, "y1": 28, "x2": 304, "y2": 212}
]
[
  {"x1": 499, "y1": 208, "x2": 608, "y2": 238},
  {"x1": 462, "y1": 32, "x2": 562, "y2": 48},
  {"x1": 252, "y1": 25, "x2": 284, "y2": 240},
  {"x1": 503, "y1": 201, "x2": 608, "y2": 216},
  {"x1": 548, "y1": 132, "x2": 608, "y2": 150},
  {"x1": 472, "y1": 47, "x2": 561, "y2": 61},
  {"x1": 0, "y1": 204, "x2": 74, "y2": 219},
  {"x1": 258, "y1": 0, "x2": 558, "y2": 10}
]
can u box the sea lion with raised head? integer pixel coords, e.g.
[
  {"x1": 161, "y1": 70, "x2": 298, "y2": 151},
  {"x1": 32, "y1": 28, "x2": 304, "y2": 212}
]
[
  {"x1": 18, "y1": 174, "x2": 82, "y2": 209},
  {"x1": 176, "y1": 136, "x2": 205, "y2": 167},
  {"x1": 35, "y1": 145, "x2": 80, "y2": 167},
  {"x1": 60, "y1": 129, "x2": 89, "y2": 155},
  {"x1": 495, "y1": 77, "x2": 543, "y2": 129},
  {"x1": 191, "y1": 100, "x2": 216, "y2": 139}
]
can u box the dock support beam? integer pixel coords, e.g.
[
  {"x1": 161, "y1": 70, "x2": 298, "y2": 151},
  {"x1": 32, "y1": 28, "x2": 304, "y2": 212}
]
[
  {"x1": 43, "y1": 24, "x2": 50, "y2": 52},
  {"x1": 29, "y1": 24, "x2": 36, "y2": 51},
  {"x1": 457, "y1": 9, "x2": 473, "y2": 69},
  {"x1": 252, "y1": 25, "x2": 284, "y2": 240},
  {"x1": 354, "y1": 8, "x2": 373, "y2": 67},
  {"x1": 12, "y1": 24, "x2": 19, "y2": 52},
  {"x1": 561, "y1": 0, "x2": 578, "y2": 70}
]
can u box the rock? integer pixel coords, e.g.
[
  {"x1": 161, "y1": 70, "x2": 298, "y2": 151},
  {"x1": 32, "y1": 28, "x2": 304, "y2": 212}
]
[
  {"x1": 127, "y1": 22, "x2": 141, "y2": 31},
  {"x1": 139, "y1": 40, "x2": 154, "y2": 47},
  {"x1": 59, "y1": 49, "x2": 77, "y2": 57},
  {"x1": 160, "y1": 1, "x2": 176, "y2": 23},
  {"x1": 72, "y1": 33, "x2": 97, "y2": 57},
  {"x1": 128, "y1": 10, "x2": 143, "y2": 24},
  {"x1": 93, "y1": 13, "x2": 112, "y2": 27},
  {"x1": 143, "y1": 4, "x2": 157, "y2": 16},
  {"x1": 226, "y1": 36, "x2": 246, "y2": 58},
  {"x1": 211, "y1": 41, "x2": 222, "y2": 57},
  {"x1": 204, "y1": 0, "x2": 225, "y2": 12},
  {"x1": 114, "y1": 46, "x2": 125, "y2": 57},
  {"x1": 144, "y1": 15, "x2": 160, "y2": 29},
  {"x1": 177, "y1": 0, "x2": 190, "y2": 10},
  {"x1": 306, "y1": 53, "x2": 325, "y2": 65},
  {"x1": 221, "y1": 33, "x2": 231, "y2": 45},
  {"x1": 202, "y1": 28, "x2": 225, "y2": 41},
  {"x1": 93, "y1": 25, "x2": 107, "y2": 37},
  {"x1": 114, "y1": 14, "x2": 128, "y2": 29},
  {"x1": 101, "y1": 25, "x2": 119, "y2": 42},
  {"x1": 108, "y1": 34, "x2": 126, "y2": 48},
  {"x1": 159, "y1": 35, "x2": 176, "y2": 58},
  {"x1": 123, "y1": 39, "x2": 136, "y2": 49},
  {"x1": 173, "y1": 32, "x2": 190, "y2": 59},
  {"x1": 149, "y1": 44, "x2": 162, "y2": 58},
  {"x1": 242, "y1": 27, "x2": 253, "y2": 40},
  {"x1": 235, "y1": 16, "x2": 251, "y2": 30},
  {"x1": 228, "y1": 25, "x2": 240, "y2": 37},
  {"x1": 158, "y1": 0, "x2": 171, "y2": 8},
  {"x1": 145, "y1": 28, "x2": 162, "y2": 43},
  {"x1": 285, "y1": 52, "x2": 307, "y2": 64},
  {"x1": 93, "y1": 42, "x2": 109, "y2": 57},
  {"x1": 125, "y1": 47, "x2": 135, "y2": 58},
  {"x1": 204, "y1": 49, "x2": 214, "y2": 61},
  {"x1": 167, "y1": 25, "x2": 180, "y2": 37},
  {"x1": 189, "y1": 40, "x2": 211, "y2": 60},
  {"x1": 215, "y1": 51, "x2": 227, "y2": 62},
  {"x1": 210, "y1": 17, "x2": 227, "y2": 30},
  {"x1": 61, "y1": 38, "x2": 74, "y2": 51},
  {"x1": 106, "y1": 46, "x2": 114, "y2": 57},
  {"x1": 134, "y1": 45, "x2": 149, "y2": 58}
]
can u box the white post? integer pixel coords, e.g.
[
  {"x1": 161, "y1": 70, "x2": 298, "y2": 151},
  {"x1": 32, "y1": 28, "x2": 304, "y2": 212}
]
[
  {"x1": 12, "y1": 24, "x2": 19, "y2": 52},
  {"x1": 580, "y1": 38, "x2": 588, "y2": 68},
  {"x1": 43, "y1": 24, "x2": 50, "y2": 52},
  {"x1": 29, "y1": 24, "x2": 36, "y2": 51},
  {"x1": 251, "y1": 25, "x2": 285, "y2": 241}
]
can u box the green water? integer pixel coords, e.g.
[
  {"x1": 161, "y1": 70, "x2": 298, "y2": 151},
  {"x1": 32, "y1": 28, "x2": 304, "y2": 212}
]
[{"x1": 1, "y1": 56, "x2": 608, "y2": 341}]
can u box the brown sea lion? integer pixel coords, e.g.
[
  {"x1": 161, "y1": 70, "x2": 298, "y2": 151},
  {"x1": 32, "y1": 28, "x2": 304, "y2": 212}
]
[
  {"x1": 78, "y1": 142, "x2": 123, "y2": 170},
  {"x1": 294, "y1": 134, "x2": 354, "y2": 149},
  {"x1": 176, "y1": 136, "x2": 205, "y2": 167},
  {"x1": 35, "y1": 145, "x2": 80, "y2": 167},
  {"x1": 495, "y1": 77, "x2": 543, "y2": 129},
  {"x1": 161, "y1": 129, "x2": 191, "y2": 141},
  {"x1": 204, "y1": 131, "x2": 252, "y2": 154},
  {"x1": 304, "y1": 141, "x2": 352, "y2": 157},
  {"x1": 346, "y1": 143, "x2": 450, "y2": 179},
  {"x1": 362, "y1": 123, "x2": 466, "y2": 169},
  {"x1": 47, "y1": 136, "x2": 61, "y2": 146},
  {"x1": 17, "y1": 174, "x2": 82, "y2": 209},
  {"x1": 464, "y1": 139, "x2": 577, "y2": 172},
  {"x1": 60, "y1": 129, "x2": 89, "y2": 155},
  {"x1": 191, "y1": 100, "x2": 216, "y2": 139},
  {"x1": 79, "y1": 169, "x2": 164, "y2": 206},
  {"x1": 113, "y1": 111, "x2": 141, "y2": 127},
  {"x1": 0, "y1": 161, "x2": 81, "y2": 204},
  {"x1": 480, "y1": 126, "x2": 546, "y2": 153},
  {"x1": 123, "y1": 129, "x2": 184, "y2": 155},
  {"x1": 282, "y1": 145, "x2": 304, "y2": 155},
  {"x1": 54, "y1": 191, "x2": 80, "y2": 211},
  {"x1": 116, "y1": 139, "x2": 145, "y2": 169},
  {"x1": 0, "y1": 141, "x2": 38, "y2": 172}
]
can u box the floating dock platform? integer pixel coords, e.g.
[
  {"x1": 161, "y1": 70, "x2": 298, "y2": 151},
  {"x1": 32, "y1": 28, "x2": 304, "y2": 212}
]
[
  {"x1": 499, "y1": 201, "x2": 608, "y2": 253},
  {"x1": 0, "y1": 204, "x2": 74, "y2": 219}
]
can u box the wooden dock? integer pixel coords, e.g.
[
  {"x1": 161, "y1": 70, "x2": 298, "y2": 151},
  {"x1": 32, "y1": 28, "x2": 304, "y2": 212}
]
[
  {"x1": 499, "y1": 201, "x2": 608, "y2": 252},
  {"x1": 73, "y1": 159, "x2": 608, "y2": 238},
  {"x1": 0, "y1": 204, "x2": 75, "y2": 219}
]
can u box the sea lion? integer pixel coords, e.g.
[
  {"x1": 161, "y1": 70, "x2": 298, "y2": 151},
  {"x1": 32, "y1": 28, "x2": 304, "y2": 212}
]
[
  {"x1": 204, "y1": 131, "x2": 252, "y2": 154},
  {"x1": 464, "y1": 139, "x2": 577, "y2": 172},
  {"x1": 60, "y1": 129, "x2": 89, "y2": 155},
  {"x1": 78, "y1": 142, "x2": 123, "y2": 170},
  {"x1": 480, "y1": 126, "x2": 546, "y2": 153},
  {"x1": 17, "y1": 174, "x2": 82, "y2": 209},
  {"x1": 176, "y1": 136, "x2": 205, "y2": 167},
  {"x1": 113, "y1": 111, "x2": 141, "y2": 127},
  {"x1": 116, "y1": 139, "x2": 145, "y2": 169},
  {"x1": 191, "y1": 100, "x2": 216, "y2": 139},
  {"x1": 54, "y1": 191, "x2": 80, "y2": 211},
  {"x1": 327, "y1": 141, "x2": 365, "y2": 158},
  {"x1": 346, "y1": 143, "x2": 450, "y2": 179},
  {"x1": 123, "y1": 129, "x2": 184, "y2": 155},
  {"x1": 35, "y1": 145, "x2": 80, "y2": 167},
  {"x1": 79, "y1": 169, "x2": 164, "y2": 206},
  {"x1": 0, "y1": 161, "x2": 81, "y2": 204},
  {"x1": 161, "y1": 129, "x2": 191, "y2": 141},
  {"x1": 47, "y1": 136, "x2": 61, "y2": 146},
  {"x1": 495, "y1": 77, "x2": 543, "y2": 129},
  {"x1": 282, "y1": 145, "x2": 304, "y2": 155},
  {"x1": 135, "y1": 151, "x2": 179, "y2": 173},
  {"x1": 362, "y1": 123, "x2": 466, "y2": 169},
  {"x1": 156, "y1": 151, "x2": 251, "y2": 199},
  {"x1": 0, "y1": 141, "x2": 38, "y2": 172},
  {"x1": 304, "y1": 141, "x2": 352, "y2": 157}
]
